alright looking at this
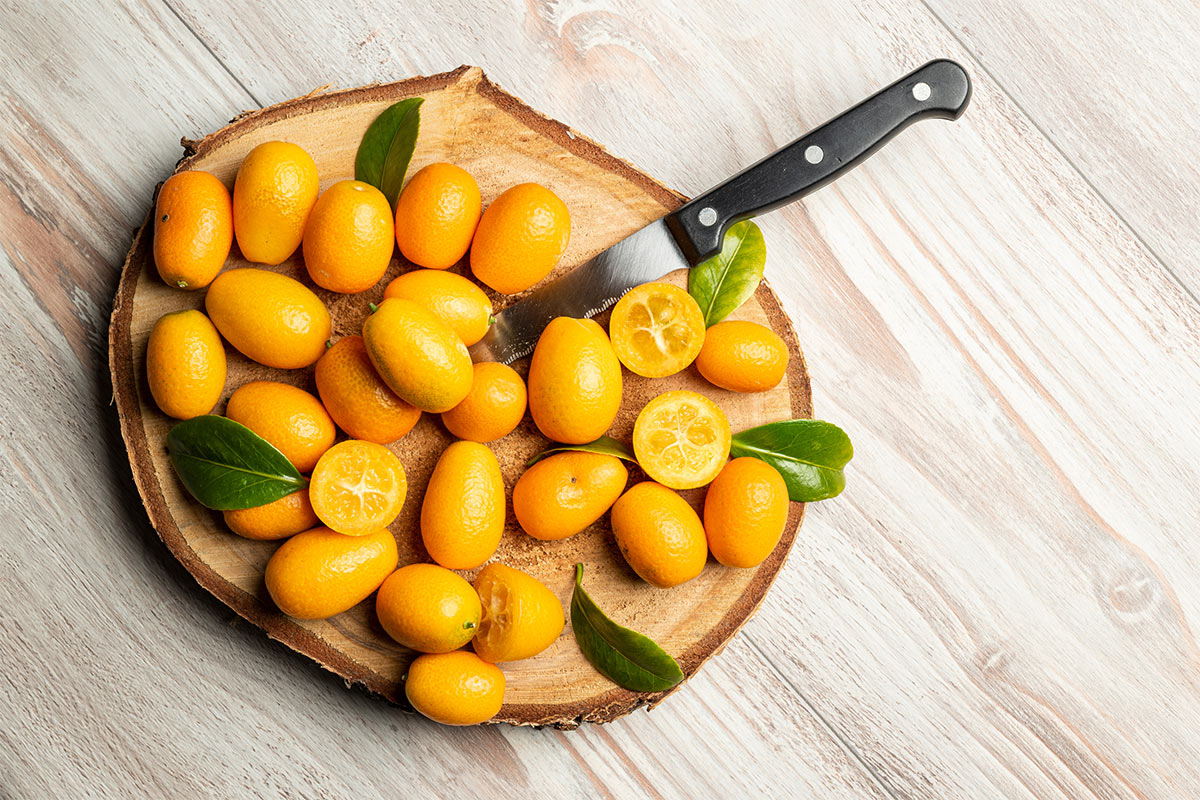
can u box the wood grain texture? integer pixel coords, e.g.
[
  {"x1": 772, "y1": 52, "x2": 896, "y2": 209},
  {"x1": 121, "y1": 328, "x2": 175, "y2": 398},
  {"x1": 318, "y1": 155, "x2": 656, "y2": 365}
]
[
  {"x1": 110, "y1": 66, "x2": 812, "y2": 727},
  {"x1": 5, "y1": 0, "x2": 1200, "y2": 796},
  {"x1": 928, "y1": 0, "x2": 1200, "y2": 296}
]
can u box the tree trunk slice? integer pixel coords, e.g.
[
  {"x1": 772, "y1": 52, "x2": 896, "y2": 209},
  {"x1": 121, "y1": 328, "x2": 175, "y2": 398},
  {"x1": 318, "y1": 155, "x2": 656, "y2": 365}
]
[{"x1": 108, "y1": 66, "x2": 813, "y2": 728}]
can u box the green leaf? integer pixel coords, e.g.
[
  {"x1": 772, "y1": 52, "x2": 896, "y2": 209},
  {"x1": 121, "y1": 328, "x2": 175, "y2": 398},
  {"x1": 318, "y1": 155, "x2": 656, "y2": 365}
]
[
  {"x1": 729, "y1": 419, "x2": 853, "y2": 502},
  {"x1": 688, "y1": 220, "x2": 766, "y2": 326},
  {"x1": 526, "y1": 435, "x2": 637, "y2": 466},
  {"x1": 355, "y1": 97, "x2": 423, "y2": 206},
  {"x1": 570, "y1": 563, "x2": 684, "y2": 693},
  {"x1": 378, "y1": 104, "x2": 423, "y2": 209},
  {"x1": 166, "y1": 416, "x2": 308, "y2": 511}
]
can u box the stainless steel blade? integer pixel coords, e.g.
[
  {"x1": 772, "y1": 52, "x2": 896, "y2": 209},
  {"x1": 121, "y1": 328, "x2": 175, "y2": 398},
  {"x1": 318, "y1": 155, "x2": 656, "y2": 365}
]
[{"x1": 469, "y1": 220, "x2": 688, "y2": 364}]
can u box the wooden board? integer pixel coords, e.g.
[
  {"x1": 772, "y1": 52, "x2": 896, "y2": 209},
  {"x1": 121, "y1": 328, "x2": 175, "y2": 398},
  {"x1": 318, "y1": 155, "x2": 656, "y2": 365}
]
[{"x1": 107, "y1": 66, "x2": 812, "y2": 727}]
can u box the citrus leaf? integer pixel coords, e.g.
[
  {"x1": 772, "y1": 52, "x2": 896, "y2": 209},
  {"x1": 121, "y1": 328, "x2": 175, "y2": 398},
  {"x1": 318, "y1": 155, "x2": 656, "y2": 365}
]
[
  {"x1": 380, "y1": 100, "x2": 423, "y2": 209},
  {"x1": 688, "y1": 220, "x2": 766, "y2": 326},
  {"x1": 729, "y1": 419, "x2": 853, "y2": 502},
  {"x1": 166, "y1": 416, "x2": 307, "y2": 510},
  {"x1": 355, "y1": 97, "x2": 423, "y2": 203},
  {"x1": 570, "y1": 564, "x2": 684, "y2": 693},
  {"x1": 526, "y1": 435, "x2": 637, "y2": 466}
]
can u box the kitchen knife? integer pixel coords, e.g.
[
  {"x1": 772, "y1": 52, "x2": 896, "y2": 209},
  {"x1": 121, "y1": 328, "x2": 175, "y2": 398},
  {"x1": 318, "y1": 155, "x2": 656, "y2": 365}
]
[{"x1": 470, "y1": 59, "x2": 971, "y2": 364}]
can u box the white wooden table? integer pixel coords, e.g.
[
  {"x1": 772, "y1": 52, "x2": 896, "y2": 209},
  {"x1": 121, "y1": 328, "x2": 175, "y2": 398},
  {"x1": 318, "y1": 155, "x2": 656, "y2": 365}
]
[{"x1": 3, "y1": 1, "x2": 1199, "y2": 797}]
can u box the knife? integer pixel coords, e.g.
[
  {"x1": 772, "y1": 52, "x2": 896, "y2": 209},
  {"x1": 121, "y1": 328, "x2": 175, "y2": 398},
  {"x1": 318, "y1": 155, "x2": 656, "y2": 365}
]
[{"x1": 470, "y1": 59, "x2": 971, "y2": 364}]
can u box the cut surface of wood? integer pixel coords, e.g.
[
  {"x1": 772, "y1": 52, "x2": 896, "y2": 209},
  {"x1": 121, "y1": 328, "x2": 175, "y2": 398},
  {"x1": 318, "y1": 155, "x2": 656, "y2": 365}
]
[{"x1": 108, "y1": 67, "x2": 812, "y2": 727}]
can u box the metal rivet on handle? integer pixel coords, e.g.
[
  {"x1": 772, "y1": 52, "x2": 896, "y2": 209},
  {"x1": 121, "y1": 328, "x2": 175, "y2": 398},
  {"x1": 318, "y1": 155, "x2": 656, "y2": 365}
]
[
  {"x1": 913, "y1": 82, "x2": 932, "y2": 101},
  {"x1": 804, "y1": 145, "x2": 823, "y2": 164},
  {"x1": 697, "y1": 207, "x2": 718, "y2": 226}
]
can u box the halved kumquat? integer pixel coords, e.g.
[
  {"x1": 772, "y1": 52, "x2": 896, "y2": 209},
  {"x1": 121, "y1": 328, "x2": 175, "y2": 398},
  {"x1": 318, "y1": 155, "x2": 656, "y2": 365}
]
[
  {"x1": 309, "y1": 440, "x2": 407, "y2": 536},
  {"x1": 633, "y1": 390, "x2": 731, "y2": 490},
  {"x1": 473, "y1": 563, "x2": 564, "y2": 663},
  {"x1": 609, "y1": 282, "x2": 705, "y2": 378}
]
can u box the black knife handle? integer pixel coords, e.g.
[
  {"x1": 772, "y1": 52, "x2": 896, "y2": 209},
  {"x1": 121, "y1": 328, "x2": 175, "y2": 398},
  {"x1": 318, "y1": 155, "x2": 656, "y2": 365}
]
[{"x1": 664, "y1": 59, "x2": 971, "y2": 265}]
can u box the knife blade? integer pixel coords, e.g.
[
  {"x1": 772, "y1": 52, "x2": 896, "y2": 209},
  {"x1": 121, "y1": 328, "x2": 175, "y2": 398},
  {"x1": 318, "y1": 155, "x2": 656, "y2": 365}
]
[
  {"x1": 470, "y1": 221, "x2": 686, "y2": 363},
  {"x1": 469, "y1": 59, "x2": 971, "y2": 364}
]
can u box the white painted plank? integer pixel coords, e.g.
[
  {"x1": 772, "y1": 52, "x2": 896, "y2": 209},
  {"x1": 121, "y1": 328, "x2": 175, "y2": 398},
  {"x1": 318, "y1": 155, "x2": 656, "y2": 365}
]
[
  {"x1": 0, "y1": 0, "x2": 251, "y2": 362},
  {"x1": 929, "y1": 0, "x2": 1200, "y2": 295},
  {"x1": 747, "y1": 3, "x2": 1200, "y2": 797}
]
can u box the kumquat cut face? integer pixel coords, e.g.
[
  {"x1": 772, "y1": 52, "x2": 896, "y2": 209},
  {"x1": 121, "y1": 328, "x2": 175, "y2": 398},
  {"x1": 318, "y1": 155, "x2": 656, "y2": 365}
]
[
  {"x1": 309, "y1": 440, "x2": 407, "y2": 536},
  {"x1": 472, "y1": 563, "x2": 565, "y2": 663},
  {"x1": 633, "y1": 390, "x2": 731, "y2": 490},
  {"x1": 608, "y1": 282, "x2": 706, "y2": 378}
]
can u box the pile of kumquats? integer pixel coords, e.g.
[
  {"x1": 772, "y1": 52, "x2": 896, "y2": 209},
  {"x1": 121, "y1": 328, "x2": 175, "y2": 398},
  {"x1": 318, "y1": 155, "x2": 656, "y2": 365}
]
[{"x1": 143, "y1": 99, "x2": 850, "y2": 726}]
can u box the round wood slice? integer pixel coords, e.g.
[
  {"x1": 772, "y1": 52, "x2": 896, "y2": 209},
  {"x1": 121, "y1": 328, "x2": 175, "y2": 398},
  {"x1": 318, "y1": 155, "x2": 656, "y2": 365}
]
[{"x1": 108, "y1": 66, "x2": 812, "y2": 728}]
